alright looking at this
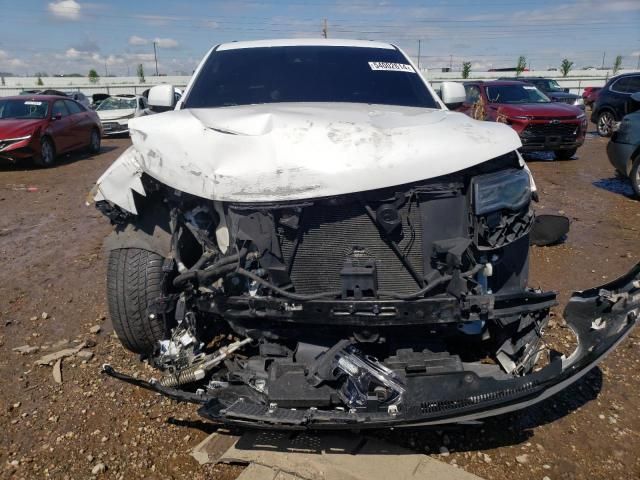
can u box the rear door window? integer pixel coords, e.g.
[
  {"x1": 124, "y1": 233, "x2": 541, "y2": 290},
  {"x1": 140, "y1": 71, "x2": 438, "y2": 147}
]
[
  {"x1": 625, "y1": 75, "x2": 640, "y2": 93},
  {"x1": 52, "y1": 100, "x2": 69, "y2": 117},
  {"x1": 64, "y1": 100, "x2": 83, "y2": 115}
]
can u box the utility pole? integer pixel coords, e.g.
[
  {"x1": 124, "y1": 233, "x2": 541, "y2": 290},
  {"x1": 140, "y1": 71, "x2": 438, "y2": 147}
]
[
  {"x1": 104, "y1": 61, "x2": 108, "y2": 77},
  {"x1": 322, "y1": 18, "x2": 328, "y2": 38},
  {"x1": 637, "y1": 54, "x2": 640, "y2": 69},
  {"x1": 417, "y1": 40, "x2": 421, "y2": 69},
  {"x1": 601, "y1": 51, "x2": 606, "y2": 69},
  {"x1": 449, "y1": 54, "x2": 453, "y2": 71},
  {"x1": 153, "y1": 41, "x2": 159, "y2": 76}
]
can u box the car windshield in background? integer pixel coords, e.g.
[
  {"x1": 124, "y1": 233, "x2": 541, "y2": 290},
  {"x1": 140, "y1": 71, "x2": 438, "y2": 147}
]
[
  {"x1": 536, "y1": 79, "x2": 562, "y2": 91},
  {"x1": 184, "y1": 46, "x2": 439, "y2": 109},
  {"x1": 0, "y1": 99, "x2": 49, "y2": 119},
  {"x1": 486, "y1": 85, "x2": 550, "y2": 104},
  {"x1": 97, "y1": 97, "x2": 136, "y2": 111}
]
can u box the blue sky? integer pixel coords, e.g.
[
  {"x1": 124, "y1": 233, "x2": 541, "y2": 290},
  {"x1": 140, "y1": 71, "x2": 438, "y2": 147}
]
[{"x1": 0, "y1": 0, "x2": 638, "y2": 76}]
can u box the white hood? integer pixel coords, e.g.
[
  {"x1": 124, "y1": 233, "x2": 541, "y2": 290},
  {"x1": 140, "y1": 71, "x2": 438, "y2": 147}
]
[
  {"x1": 97, "y1": 108, "x2": 136, "y2": 122},
  {"x1": 94, "y1": 102, "x2": 521, "y2": 213}
]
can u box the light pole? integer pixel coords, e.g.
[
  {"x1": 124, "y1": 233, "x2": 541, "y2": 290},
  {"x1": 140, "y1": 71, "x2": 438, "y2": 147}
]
[{"x1": 153, "y1": 41, "x2": 159, "y2": 76}]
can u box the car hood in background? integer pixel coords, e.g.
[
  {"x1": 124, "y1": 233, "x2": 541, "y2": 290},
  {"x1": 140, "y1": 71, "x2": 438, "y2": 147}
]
[
  {"x1": 0, "y1": 118, "x2": 44, "y2": 139},
  {"x1": 97, "y1": 109, "x2": 136, "y2": 122},
  {"x1": 94, "y1": 102, "x2": 522, "y2": 211},
  {"x1": 546, "y1": 91, "x2": 580, "y2": 100},
  {"x1": 498, "y1": 102, "x2": 583, "y2": 118}
]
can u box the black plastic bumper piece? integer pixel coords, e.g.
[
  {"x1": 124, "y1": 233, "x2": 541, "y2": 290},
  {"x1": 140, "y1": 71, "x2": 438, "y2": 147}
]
[{"x1": 197, "y1": 263, "x2": 639, "y2": 430}]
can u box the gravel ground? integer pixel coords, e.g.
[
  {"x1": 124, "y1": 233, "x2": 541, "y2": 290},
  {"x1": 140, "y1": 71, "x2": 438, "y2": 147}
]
[{"x1": 1, "y1": 123, "x2": 639, "y2": 480}]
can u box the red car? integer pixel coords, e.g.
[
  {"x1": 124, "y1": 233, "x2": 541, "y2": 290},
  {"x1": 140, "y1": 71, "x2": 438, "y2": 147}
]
[
  {"x1": 582, "y1": 86, "x2": 601, "y2": 108},
  {"x1": 0, "y1": 95, "x2": 102, "y2": 166},
  {"x1": 458, "y1": 81, "x2": 587, "y2": 160}
]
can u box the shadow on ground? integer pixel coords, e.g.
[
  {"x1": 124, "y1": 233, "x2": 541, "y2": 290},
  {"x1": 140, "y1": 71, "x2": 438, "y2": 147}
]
[
  {"x1": 593, "y1": 177, "x2": 635, "y2": 199},
  {"x1": 0, "y1": 145, "x2": 119, "y2": 172}
]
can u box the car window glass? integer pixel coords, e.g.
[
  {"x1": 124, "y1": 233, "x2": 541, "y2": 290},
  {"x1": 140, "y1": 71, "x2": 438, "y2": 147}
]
[
  {"x1": 52, "y1": 100, "x2": 69, "y2": 117},
  {"x1": 64, "y1": 100, "x2": 83, "y2": 114},
  {"x1": 185, "y1": 46, "x2": 439, "y2": 109},
  {"x1": 464, "y1": 85, "x2": 481, "y2": 104},
  {"x1": 626, "y1": 76, "x2": 640, "y2": 93},
  {"x1": 612, "y1": 77, "x2": 631, "y2": 93}
]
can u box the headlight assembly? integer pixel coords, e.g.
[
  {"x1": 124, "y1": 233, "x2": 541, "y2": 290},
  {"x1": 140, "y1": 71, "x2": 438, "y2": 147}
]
[{"x1": 471, "y1": 168, "x2": 531, "y2": 215}]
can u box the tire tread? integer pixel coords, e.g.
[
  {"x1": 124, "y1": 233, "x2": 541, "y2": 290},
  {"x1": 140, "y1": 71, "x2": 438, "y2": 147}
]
[{"x1": 107, "y1": 248, "x2": 166, "y2": 354}]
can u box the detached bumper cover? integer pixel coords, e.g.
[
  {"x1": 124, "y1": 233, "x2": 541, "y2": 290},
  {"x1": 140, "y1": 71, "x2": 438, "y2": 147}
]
[
  {"x1": 198, "y1": 264, "x2": 639, "y2": 429},
  {"x1": 104, "y1": 263, "x2": 639, "y2": 430}
]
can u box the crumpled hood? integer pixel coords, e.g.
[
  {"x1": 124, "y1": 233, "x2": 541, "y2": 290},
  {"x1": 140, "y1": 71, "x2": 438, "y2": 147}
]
[
  {"x1": 97, "y1": 109, "x2": 136, "y2": 122},
  {"x1": 95, "y1": 102, "x2": 522, "y2": 211}
]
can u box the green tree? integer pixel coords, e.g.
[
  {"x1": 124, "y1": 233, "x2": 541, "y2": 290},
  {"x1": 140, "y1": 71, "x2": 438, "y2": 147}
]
[
  {"x1": 560, "y1": 58, "x2": 574, "y2": 77},
  {"x1": 1, "y1": 76, "x2": 5, "y2": 86},
  {"x1": 461, "y1": 61, "x2": 472, "y2": 79},
  {"x1": 515, "y1": 56, "x2": 527, "y2": 76},
  {"x1": 137, "y1": 64, "x2": 145, "y2": 84},
  {"x1": 36, "y1": 76, "x2": 43, "y2": 86},
  {"x1": 612, "y1": 55, "x2": 623, "y2": 75},
  {"x1": 88, "y1": 69, "x2": 99, "y2": 84}
]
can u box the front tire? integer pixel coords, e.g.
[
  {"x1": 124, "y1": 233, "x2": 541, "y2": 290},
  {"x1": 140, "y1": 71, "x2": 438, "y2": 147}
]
[
  {"x1": 34, "y1": 137, "x2": 55, "y2": 167},
  {"x1": 631, "y1": 157, "x2": 640, "y2": 199},
  {"x1": 88, "y1": 128, "x2": 101, "y2": 154},
  {"x1": 555, "y1": 148, "x2": 577, "y2": 160},
  {"x1": 107, "y1": 248, "x2": 168, "y2": 354},
  {"x1": 597, "y1": 110, "x2": 615, "y2": 137}
]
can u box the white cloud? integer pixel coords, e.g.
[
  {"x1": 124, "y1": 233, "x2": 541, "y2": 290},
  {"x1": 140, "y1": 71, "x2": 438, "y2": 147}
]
[
  {"x1": 48, "y1": 0, "x2": 81, "y2": 20},
  {"x1": 0, "y1": 49, "x2": 8, "y2": 60},
  {"x1": 65, "y1": 47, "x2": 81, "y2": 59},
  {"x1": 201, "y1": 20, "x2": 219, "y2": 29},
  {"x1": 128, "y1": 35, "x2": 149, "y2": 46},
  {"x1": 154, "y1": 38, "x2": 179, "y2": 49}
]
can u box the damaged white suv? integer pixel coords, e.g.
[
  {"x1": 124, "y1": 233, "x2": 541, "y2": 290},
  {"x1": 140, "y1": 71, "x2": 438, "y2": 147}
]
[{"x1": 93, "y1": 39, "x2": 639, "y2": 429}]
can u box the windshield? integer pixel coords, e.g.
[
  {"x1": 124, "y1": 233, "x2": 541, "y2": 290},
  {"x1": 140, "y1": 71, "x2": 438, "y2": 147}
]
[
  {"x1": 97, "y1": 97, "x2": 136, "y2": 111},
  {"x1": 0, "y1": 99, "x2": 49, "y2": 119},
  {"x1": 486, "y1": 85, "x2": 550, "y2": 104},
  {"x1": 184, "y1": 46, "x2": 439, "y2": 109},
  {"x1": 536, "y1": 79, "x2": 562, "y2": 91}
]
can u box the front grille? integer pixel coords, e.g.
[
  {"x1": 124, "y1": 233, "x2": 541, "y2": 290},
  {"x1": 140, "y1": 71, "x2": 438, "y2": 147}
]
[
  {"x1": 520, "y1": 122, "x2": 578, "y2": 144},
  {"x1": 281, "y1": 200, "x2": 423, "y2": 295}
]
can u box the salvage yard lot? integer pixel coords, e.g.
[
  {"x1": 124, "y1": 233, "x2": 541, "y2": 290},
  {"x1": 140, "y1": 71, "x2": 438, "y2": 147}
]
[{"x1": 1, "y1": 131, "x2": 639, "y2": 479}]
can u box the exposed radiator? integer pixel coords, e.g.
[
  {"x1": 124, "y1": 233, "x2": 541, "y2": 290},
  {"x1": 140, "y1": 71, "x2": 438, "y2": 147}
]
[{"x1": 280, "y1": 200, "x2": 423, "y2": 295}]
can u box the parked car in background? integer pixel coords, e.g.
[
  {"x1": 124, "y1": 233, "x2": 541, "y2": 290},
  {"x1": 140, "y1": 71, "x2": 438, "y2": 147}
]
[
  {"x1": 607, "y1": 92, "x2": 640, "y2": 197},
  {"x1": 582, "y1": 86, "x2": 601, "y2": 108},
  {"x1": 499, "y1": 77, "x2": 584, "y2": 109},
  {"x1": 459, "y1": 80, "x2": 587, "y2": 159},
  {"x1": 591, "y1": 72, "x2": 640, "y2": 137},
  {"x1": 95, "y1": 94, "x2": 148, "y2": 136},
  {"x1": 0, "y1": 95, "x2": 102, "y2": 166},
  {"x1": 34, "y1": 89, "x2": 91, "y2": 108}
]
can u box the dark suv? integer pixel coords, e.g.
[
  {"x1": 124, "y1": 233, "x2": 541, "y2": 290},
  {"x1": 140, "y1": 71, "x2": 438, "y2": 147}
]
[
  {"x1": 499, "y1": 77, "x2": 583, "y2": 110},
  {"x1": 591, "y1": 72, "x2": 640, "y2": 136}
]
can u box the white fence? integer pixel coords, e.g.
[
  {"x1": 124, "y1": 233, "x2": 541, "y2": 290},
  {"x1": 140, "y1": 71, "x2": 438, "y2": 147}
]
[{"x1": 1, "y1": 69, "x2": 638, "y2": 97}]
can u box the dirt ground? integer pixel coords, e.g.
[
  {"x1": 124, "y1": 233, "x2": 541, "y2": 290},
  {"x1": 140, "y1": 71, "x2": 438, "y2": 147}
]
[{"x1": 1, "y1": 123, "x2": 639, "y2": 480}]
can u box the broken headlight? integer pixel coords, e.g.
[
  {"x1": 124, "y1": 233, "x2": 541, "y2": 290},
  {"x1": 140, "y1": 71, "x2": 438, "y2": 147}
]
[{"x1": 471, "y1": 168, "x2": 531, "y2": 215}]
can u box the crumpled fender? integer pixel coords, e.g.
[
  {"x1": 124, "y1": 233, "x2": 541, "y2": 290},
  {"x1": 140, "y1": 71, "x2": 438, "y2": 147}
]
[{"x1": 93, "y1": 146, "x2": 146, "y2": 215}]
